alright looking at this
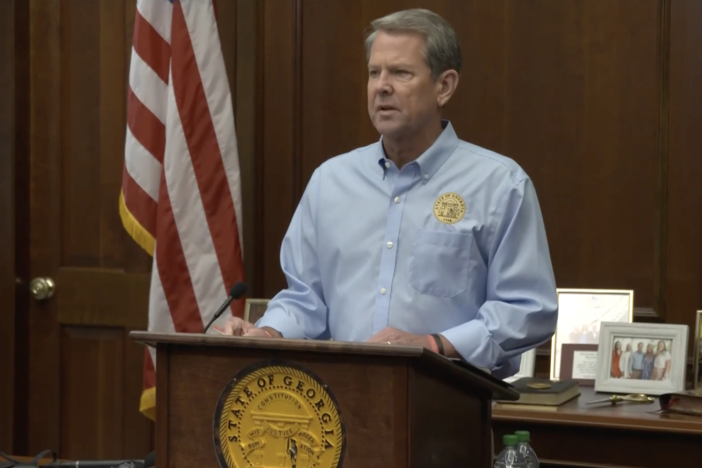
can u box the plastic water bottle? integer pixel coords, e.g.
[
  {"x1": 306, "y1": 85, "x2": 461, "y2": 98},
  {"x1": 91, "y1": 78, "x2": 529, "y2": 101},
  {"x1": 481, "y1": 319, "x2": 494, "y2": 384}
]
[
  {"x1": 515, "y1": 430, "x2": 539, "y2": 468},
  {"x1": 494, "y1": 434, "x2": 527, "y2": 468}
]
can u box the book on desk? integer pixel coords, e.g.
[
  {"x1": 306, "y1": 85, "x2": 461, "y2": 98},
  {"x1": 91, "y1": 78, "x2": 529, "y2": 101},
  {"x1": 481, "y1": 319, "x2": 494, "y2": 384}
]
[{"x1": 494, "y1": 377, "x2": 580, "y2": 411}]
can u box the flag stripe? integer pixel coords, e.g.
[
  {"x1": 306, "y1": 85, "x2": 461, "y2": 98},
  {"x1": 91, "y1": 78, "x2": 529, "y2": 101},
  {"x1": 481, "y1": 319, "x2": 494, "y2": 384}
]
[
  {"x1": 124, "y1": 127, "x2": 161, "y2": 201},
  {"x1": 137, "y1": 0, "x2": 173, "y2": 45},
  {"x1": 147, "y1": 255, "x2": 177, "y2": 335},
  {"x1": 155, "y1": 169, "x2": 203, "y2": 332},
  {"x1": 132, "y1": 9, "x2": 171, "y2": 84},
  {"x1": 129, "y1": 50, "x2": 169, "y2": 125},
  {"x1": 121, "y1": 165, "x2": 158, "y2": 237},
  {"x1": 163, "y1": 63, "x2": 227, "y2": 327},
  {"x1": 127, "y1": 88, "x2": 166, "y2": 165},
  {"x1": 171, "y1": 2, "x2": 245, "y2": 316},
  {"x1": 179, "y1": 0, "x2": 244, "y2": 258}
]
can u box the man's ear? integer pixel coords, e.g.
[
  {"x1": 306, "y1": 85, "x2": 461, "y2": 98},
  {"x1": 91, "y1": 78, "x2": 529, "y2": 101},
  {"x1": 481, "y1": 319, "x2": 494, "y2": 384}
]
[{"x1": 436, "y1": 70, "x2": 459, "y2": 107}]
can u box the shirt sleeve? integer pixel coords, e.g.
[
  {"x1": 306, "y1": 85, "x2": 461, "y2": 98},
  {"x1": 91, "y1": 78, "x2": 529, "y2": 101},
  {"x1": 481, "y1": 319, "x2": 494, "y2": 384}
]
[
  {"x1": 254, "y1": 168, "x2": 328, "y2": 339},
  {"x1": 439, "y1": 177, "x2": 558, "y2": 378}
]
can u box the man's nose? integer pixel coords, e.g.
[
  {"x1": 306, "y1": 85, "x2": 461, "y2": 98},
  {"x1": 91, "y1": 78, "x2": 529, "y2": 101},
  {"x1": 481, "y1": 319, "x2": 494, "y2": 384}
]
[{"x1": 375, "y1": 71, "x2": 392, "y2": 95}]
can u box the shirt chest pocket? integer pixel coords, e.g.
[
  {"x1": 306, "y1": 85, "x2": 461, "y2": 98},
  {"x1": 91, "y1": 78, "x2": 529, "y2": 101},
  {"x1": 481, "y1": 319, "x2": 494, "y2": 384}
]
[{"x1": 409, "y1": 229, "x2": 473, "y2": 297}]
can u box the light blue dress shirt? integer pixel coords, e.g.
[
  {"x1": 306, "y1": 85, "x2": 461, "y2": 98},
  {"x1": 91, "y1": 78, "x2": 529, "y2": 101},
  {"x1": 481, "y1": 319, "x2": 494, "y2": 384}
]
[{"x1": 256, "y1": 121, "x2": 558, "y2": 377}]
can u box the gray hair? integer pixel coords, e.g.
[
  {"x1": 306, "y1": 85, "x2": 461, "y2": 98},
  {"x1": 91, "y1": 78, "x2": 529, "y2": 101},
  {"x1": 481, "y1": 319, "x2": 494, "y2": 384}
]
[{"x1": 364, "y1": 9, "x2": 462, "y2": 80}]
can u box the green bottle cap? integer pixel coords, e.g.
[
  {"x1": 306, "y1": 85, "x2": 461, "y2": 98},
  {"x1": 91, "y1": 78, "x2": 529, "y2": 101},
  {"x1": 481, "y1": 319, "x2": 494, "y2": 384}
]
[
  {"x1": 503, "y1": 434, "x2": 518, "y2": 446},
  {"x1": 515, "y1": 431, "x2": 530, "y2": 442}
]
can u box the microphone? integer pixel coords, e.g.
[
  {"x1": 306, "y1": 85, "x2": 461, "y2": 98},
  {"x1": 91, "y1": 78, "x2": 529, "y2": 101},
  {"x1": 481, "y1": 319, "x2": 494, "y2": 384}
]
[{"x1": 203, "y1": 282, "x2": 247, "y2": 333}]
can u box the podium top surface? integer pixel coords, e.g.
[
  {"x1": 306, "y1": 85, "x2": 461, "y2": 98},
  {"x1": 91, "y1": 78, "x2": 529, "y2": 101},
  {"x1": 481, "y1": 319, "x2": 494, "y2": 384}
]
[{"x1": 129, "y1": 331, "x2": 519, "y2": 401}]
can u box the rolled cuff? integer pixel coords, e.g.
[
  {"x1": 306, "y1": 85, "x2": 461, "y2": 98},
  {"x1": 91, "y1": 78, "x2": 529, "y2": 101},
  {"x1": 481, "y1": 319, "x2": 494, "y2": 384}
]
[{"x1": 441, "y1": 320, "x2": 503, "y2": 371}]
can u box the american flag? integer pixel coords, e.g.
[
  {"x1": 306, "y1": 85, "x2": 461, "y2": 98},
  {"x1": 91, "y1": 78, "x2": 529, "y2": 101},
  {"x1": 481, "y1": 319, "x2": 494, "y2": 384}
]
[{"x1": 119, "y1": 0, "x2": 245, "y2": 420}]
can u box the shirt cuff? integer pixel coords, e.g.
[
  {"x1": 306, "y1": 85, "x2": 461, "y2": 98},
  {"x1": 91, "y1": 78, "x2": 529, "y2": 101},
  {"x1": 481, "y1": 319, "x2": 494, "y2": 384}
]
[
  {"x1": 440, "y1": 320, "x2": 503, "y2": 371},
  {"x1": 255, "y1": 307, "x2": 307, "y2": 340}
]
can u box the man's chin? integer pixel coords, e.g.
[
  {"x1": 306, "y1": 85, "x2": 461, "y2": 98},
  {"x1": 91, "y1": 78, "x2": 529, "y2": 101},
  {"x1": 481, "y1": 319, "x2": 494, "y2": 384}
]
[{"x1": 372, "y1": 120, "x2": 405, "y2": 139}]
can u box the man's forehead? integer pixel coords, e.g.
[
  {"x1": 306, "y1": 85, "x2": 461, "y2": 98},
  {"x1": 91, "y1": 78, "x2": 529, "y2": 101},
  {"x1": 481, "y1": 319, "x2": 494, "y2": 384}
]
[
  {"x1": 368, "y1": 34, "x2": 427, "y2": 66},
  {"x1": 369, "y1": 31, "x2": 425, "y2": 53}
]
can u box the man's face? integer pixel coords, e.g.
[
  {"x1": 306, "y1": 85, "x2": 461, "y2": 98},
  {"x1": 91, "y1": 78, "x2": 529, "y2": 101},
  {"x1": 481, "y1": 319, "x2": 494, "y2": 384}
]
[
  {"x1": 637, "y1": 343, "x2": 643, "y2": 352},
  {"x1": 367, "y1": 30, "x2": 441, "y2": 140}
]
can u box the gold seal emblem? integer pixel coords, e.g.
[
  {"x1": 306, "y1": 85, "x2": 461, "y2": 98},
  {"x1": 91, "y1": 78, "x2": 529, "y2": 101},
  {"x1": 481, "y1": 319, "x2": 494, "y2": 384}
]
[
  {"x1": 527, "y1": 382, "x2": 552, "y2": 390},
  {"x1": 433, "y1": 192, "x2": 466, "y2": 224},
  {"x1": 213, "y1": 362, "x2": 345, "y2": 468}
]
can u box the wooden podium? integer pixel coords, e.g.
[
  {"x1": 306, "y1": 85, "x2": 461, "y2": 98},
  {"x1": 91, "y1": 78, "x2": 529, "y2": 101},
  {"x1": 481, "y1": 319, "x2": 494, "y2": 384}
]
[{"x1": 130, "y1": 332, "x2": 518, "y2": 468}]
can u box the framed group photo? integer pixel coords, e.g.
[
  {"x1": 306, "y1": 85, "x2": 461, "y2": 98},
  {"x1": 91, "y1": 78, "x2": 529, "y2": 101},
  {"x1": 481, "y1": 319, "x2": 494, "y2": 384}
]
[
  {"x1": 550, "y1": 289, "x2": 634, "y2": 381},
  {"x1": 594, "y1": 322, "x2": 688, "y2": 395}
]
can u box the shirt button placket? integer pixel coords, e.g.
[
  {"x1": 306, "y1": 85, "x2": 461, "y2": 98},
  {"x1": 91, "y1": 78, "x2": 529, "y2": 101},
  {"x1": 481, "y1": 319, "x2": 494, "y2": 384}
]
[{"x1": 372, "y1": 180, "x2": 409, "y2": 334}]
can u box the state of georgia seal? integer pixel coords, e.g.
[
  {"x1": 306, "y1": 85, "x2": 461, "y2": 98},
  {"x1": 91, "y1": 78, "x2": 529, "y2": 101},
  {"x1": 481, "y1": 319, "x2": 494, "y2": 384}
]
[
  {"x1": 213, "y1": 362, "x2": 346, "y2": 468},
  {"x1": 433, "y1": 192, "x2": 466, "y2": 224}
]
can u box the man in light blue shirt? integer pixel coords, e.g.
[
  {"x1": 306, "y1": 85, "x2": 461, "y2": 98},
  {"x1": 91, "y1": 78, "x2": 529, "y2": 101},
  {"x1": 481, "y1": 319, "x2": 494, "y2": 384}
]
[{"x1": 223, "y1": 8, "x2": 557, "y2": 378}]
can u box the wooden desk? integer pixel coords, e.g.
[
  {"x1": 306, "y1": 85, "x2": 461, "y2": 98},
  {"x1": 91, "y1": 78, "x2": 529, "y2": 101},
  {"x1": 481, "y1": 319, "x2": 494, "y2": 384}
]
[{"x1": 492, "y1": 387, "x2": 702, "y2": 468}]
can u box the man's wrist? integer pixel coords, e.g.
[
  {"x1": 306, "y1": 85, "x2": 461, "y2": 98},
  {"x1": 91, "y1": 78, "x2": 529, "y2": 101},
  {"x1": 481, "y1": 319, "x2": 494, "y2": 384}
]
[{"x1": 426, "y1": 334, "x2": 439, "y2": 353}]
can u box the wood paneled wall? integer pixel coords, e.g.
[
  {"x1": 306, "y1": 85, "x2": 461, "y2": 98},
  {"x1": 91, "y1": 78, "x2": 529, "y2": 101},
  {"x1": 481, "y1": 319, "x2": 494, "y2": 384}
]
[
  {"x1": 0, "y1": 0, "x2": 30, "y2": 456},
  {"x1": 1, "y1": 0, "x2": 701, "y2": 458}
]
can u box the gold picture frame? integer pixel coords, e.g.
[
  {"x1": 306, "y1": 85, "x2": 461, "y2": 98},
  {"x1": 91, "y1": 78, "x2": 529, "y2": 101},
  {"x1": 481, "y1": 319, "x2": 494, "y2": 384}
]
[
  {"x1": 694, "y1": 310, "x2": 702, "y2": 390},
  {"x1": 550, "y1": 288, "x2": 634, "y2": 381},
  {"x1": 244, "y1": 298, "x2": 270, "y2": 324}
]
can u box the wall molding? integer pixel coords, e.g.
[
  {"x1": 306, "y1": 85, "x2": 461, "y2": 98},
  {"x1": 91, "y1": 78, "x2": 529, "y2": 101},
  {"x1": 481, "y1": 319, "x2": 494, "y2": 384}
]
[{"x1": 653, "y1": 0, "x2": 671, "y2": 320}]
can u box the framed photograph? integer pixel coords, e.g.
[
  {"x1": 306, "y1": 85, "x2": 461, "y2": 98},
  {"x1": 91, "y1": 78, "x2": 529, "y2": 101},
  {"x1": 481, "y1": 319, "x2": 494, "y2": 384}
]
[
  {"x1": 694, "y1": 311, "x2": 702, "y2": 390},
  {"x1": 244, "y1": 298, "x2": 270, "y2": 324},
  {"x1": 594, "y1": 322, "x2": 688, "y2": 396},
  {"x1": 550, "y1": 289, "x2": 633, "y2": 380},
  {"x1": 504, "y1": 349, "x2": 536, "y2": 383},
  {"x1": 559, "y1": 344, "x2": 598, "y2": 386}
]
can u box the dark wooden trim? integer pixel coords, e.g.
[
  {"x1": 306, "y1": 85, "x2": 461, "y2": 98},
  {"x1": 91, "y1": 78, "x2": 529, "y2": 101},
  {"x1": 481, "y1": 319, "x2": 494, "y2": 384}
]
[
  {"x1": 653, "y1": 0, "x2": 671, "y2": 321},
  {"x1": 0, "y1": 0, "x2": 17, "y2": 453},
  {"x1": 156, "y1": 346, "x2": 169, "y2": 468},
  {"x1": 253, "y1": 0, "x2": 265, "y2": 298},
  {"x1": 633, "y1": 307, "x2": 659, "y2": 321},
  {"x1": 393, "y1": 364, "x2": 408, "y2": 468},
  {"x1": 11, "y1": 0, "x2": 30, "y2": 456},
  {"x1": 292, "y1": 0, "x2": 303, "y2": 203}
]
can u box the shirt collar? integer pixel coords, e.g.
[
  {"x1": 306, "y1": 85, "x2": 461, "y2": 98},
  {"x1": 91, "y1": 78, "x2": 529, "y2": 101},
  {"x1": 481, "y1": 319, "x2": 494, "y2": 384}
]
[{"x1": 376, "y1": 120, "x2": 459, "y2": 183}]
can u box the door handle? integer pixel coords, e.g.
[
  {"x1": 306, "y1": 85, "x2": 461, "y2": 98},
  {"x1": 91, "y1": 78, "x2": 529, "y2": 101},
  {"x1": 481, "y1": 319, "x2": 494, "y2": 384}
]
[{"x1": 29, "y1": 277, "x2": 55, "y2": 301}]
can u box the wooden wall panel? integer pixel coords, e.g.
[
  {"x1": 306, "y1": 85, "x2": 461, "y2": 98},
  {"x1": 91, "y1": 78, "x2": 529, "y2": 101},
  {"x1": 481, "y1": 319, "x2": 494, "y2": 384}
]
[
  {"x1": 257, "y1": 0, "x2": 299, "y2": 298},
  {"x1": 59, "y1": 327, "x2": 125, "y2": 458},
  {"x1": 234, "y1": 0, "x2": 259, "y2": 295},
  {"x1": 666, "y1": 0, "x2": 702, "y2": 352}
]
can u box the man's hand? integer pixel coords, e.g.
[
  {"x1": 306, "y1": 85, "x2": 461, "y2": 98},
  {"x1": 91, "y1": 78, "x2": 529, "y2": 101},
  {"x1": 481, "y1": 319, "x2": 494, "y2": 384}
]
[
  {"x1": 366, "y1": 327, "x2": 432, "y2": 347},
  {"x1": 221, "y1": 316, "x2": 258, "y2": 336},
  {"x1": 366, "y1": 327, "x2": 457, "y2": 357},
  {"x1": 221, "y1": 316, "x2": 282, "y2": 338}
]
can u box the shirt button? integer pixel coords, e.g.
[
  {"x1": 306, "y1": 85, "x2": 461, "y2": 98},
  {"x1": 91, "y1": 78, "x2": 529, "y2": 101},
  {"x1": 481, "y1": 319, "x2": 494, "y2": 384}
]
[
  {"x1": 380, "y1": 287, "x2": 387, "y2": 295},
  {"x1": 384, "y1": 161, "x2": 390, "y2": 169},
  {"x1": 386, "y1": 241, "x2": 394, "y2": 249},
  {"x1": 423, "y1": 174, "x2": 429, "y2": 180},
  {"x1": 394, "y1": 197, "x2": 401, "y2": 204}
]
